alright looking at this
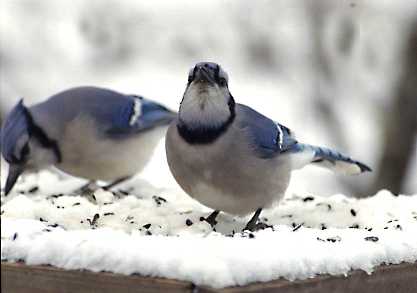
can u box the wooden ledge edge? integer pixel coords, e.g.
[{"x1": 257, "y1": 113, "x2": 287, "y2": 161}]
[{"x1": 2, "y1": 261, "x2": 417, "y2": 293}]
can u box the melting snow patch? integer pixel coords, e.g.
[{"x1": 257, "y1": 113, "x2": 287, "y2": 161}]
[{"x1": 1, "y1": 171, "x2": 417, "y2": 288}]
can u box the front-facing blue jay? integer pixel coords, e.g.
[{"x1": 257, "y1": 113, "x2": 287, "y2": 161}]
[
  {"x1": 1, "y1": 86, "x2": 176, "y2": 195},
  {"x1": 166, "y1": 62, "x2": 371, "y2": 231}
]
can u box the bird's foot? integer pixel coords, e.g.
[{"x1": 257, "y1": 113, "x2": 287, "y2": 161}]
[
  {"x1": 72, "y1": 182, "x2": 100, "y2": 202},
  {"x1": 200, "y1": 210, "x2": 220, "y2": 228},
  {"x1": 243, "y1": 221, "x2": 272, "y2": 232}
]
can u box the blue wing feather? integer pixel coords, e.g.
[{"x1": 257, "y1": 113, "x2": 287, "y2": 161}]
[
  {"x1": 107, "y1": 96, "x2": 176, "y2": 137},
  {"x1": 237, "y1": 104, "x2": 297, "y2": 158},
  {"x1": 31, "y1": 87, "x2": 175, "y2": 138}
]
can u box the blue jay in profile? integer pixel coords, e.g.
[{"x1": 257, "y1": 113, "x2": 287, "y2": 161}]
[
  {"x1": 166, "y1": 62, "x2": 371, "y2": 231},
  {"x1": 1, "y1": 86, "x2": 176, "y2": 195}
]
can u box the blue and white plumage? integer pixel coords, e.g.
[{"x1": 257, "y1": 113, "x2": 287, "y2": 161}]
[
  {"x1": 166, "y1": 62, "x2": 371, "y2": 231},
  {"x1": 1, "y1": 86, "x2": 176, "y2": 195}
]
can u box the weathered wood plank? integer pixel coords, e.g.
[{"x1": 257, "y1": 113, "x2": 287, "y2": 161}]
[
  {"x1": 1, "y1": 262, "x2": 193, "y2": 293},
  {"x1": 2, "y1": 262, "x2": 416, "y2": 293},
  {"x1": 200, "y1": 262, "x2": 417, "y2": 293}
]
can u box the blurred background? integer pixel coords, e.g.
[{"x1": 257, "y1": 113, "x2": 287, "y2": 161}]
[{"x1": 1, "y1": 0, "x2": 416, "y2": 197}]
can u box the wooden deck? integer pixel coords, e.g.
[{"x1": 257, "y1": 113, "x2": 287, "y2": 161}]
[{"x1": 2, "y1": 262, "x2": 416, "y2": 293}]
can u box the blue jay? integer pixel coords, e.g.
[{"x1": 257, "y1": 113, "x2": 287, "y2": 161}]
[
  {"x1": 1, "y1": 86, "x2": 176, "y2": 195},
  {"x1": 166, "y1": 62, "x2": 371, "y2": 231}
]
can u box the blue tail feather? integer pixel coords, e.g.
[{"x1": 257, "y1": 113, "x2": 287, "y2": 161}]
[{"x1": 290, "y1": 143, "x2": 371, "y2": 174}]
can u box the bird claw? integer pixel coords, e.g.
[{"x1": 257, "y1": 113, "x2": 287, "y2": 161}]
[{"x1": 243, "y1": 221, "x2": 272, "y2": 232}]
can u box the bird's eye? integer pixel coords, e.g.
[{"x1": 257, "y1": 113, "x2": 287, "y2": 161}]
[
  {"x1": 188, "y1": 67, "x2": 196, "y2": 83},
  {"x1": 218, "y1": 78, "x2": 227, "y2": 87}
]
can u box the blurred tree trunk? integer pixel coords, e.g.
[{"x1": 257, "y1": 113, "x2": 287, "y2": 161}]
[
  {"x1": 308, "y1": 0, "x2": 351, "y2": 150},
  {"x1": 370, "y1": 21, "x2": 417, "y2": 195}
]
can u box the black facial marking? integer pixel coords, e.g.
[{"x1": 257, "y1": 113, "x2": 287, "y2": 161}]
[
  {"x1": 214, "y1": 65, "x2": 220, "y2": 80},
  {"x1": 177, "y1": 95, "x2": 236, "y2": 144},
  {"x1": 20, "y1": 143, "x2": 30, "y2": 162},
  {"x1": 188, "y1": 63, "x2": 227, "y2": 87},
  {"x1": 23, "y1": 107, "x2": 62, "y2": 163}
]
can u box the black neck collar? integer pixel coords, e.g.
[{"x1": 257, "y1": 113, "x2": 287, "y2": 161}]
[
  {"x1": 177, "y1": 95, "x2": 235, "y2": 144},
  {"x1": 24, "y1": 108, "x2": 62, "y2": 163}
]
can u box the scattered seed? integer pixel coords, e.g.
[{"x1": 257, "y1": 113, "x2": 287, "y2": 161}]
[
  {"x1": 12, "y1": 233, "x2": 18, "y2": 241},
  {"x1": 384, "y1": 227, "x2": 388, "y2": 229},
  {"x1": 303, "y1": 196, "x2": 314, "y2": 202},
  {"x1": 350, "y1": 209, "x2": 357, "y2": 216},
  {"x1": 48, "y1": 224, "x2": 59, "y2": 228},
  {"x1": 152, "y1": 195, "x2": 167, "y2": 206},
  {"x1": 281, "y1": 214, "x2": 293, "y2": 218},
  {"x1": 1, "y1": 210, "x2": 5, "y2": 215},
  {"x1": 91, "y1": 194, "x2": 96, "y2": 201},
  {"x1": 103, "y1": 202, "x2": 114, "y2": 205},
  {"x1": 349, "y1": 224, "x2": 359, "y2": 229},
  {"x1": 248, "y1": 233, "x2": 255, "y2": 239},
  {"x1": 365, "y1": 236, "x2": 379, "y2": 242},
  {"x1": 146, "y1": 230, "x2": 152, "y2": 236},
  {"x1": 320, "y1": 223, "x2": 327, "y2": 230},
  {"x1": 186, "y1": 219, "x2": 193, "y2": 226},
  {"x1": 316, "y1": 237, "x2": 325, "y2": 242},
  {"x1": 395, "y1": 224, "x2": 402, "y2": 231},
  {"x1": 104, "y1": 212, "x2": 115, "y2": 216},
  {"x1": 72, "y1": 202, "x2": 81, "y2": 206},
  {"x1": 87, "y1": 214, "x2": 100, "y2": 227},
  {"x1": 28, "y1": 186, "x2": 39, "y2": 193},
  {"x1": 292, "y1": 223, "x2": 303, "y2": 232},
  {"x1": 326, "y1": 236, "x2": 341, "y2": 243},
  {"x1": 143, "y1": 223, "x2": 152, "y2": 229},
  {"x1": 316, "y1": 203, "x2": 332, "y2": 211},
  {"x1": 42, "y1": 229, "x2": 52, "y2": 232}
]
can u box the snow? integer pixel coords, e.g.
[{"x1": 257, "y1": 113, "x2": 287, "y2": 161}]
[
  {"x1": 1, "y1": 170, "x2": 416, "y2": 288},
  {"x1": 1, "y1": 2, "x2": 417, "y2": 286}
]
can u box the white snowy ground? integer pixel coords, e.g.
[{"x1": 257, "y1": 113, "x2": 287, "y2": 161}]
[{"x1": 1, "y1": 170, "x2": 417, "y2": 289}]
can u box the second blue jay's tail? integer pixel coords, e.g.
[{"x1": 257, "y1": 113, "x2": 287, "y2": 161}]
[{"x1": 289, "y1": 143, "x2": 371, "y2": 175}]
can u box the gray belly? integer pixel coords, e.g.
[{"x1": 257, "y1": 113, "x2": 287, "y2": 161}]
[
  {"x1": 166, "y1": 124, "x2": 291, "y2": 215},
  {"x1": 56, "y1": 121, "x2": 166, "y2": 181}
]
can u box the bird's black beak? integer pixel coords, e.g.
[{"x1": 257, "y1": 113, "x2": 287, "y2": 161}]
[
  {"x1": 4, "y1": 164, "x2": 23, "y2": 195},
  {"x1": 194, "y1": 66, "x2": 215, "y2": 84}
]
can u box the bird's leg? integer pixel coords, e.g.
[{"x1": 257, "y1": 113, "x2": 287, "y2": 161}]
[
  {"x1": 74, "y1": 181, "x2": 99, "y2": 195},
  {"x1": 202, "y1": 210, "x2": 220, "y2": 227},
  {"x1": 102, "y1": 176, "x2": 131, "y2": 191},
  {"x1": 243, "y1": 208, "x2": 271, "y2": 232},
  {"x1": 73, "y1": 176, "x2": 130, "y2": 198},
  {"x1": 243, "y1": 208, "x2": 262, "y2": 231}
]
